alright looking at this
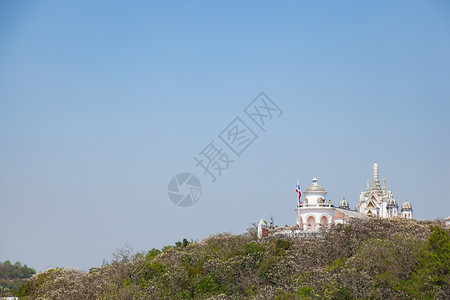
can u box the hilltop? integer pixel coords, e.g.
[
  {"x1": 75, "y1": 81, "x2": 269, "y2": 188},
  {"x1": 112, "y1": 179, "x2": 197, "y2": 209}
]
[
  {"x1": 17, "y1": 218, "x2": 449, "y2": 299},
  {"x1": 0, "y1": 261, "x2": 35, "y2": 297}
]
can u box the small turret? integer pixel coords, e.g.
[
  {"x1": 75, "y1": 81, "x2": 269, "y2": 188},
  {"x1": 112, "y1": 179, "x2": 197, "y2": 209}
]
[
  {"x1": 339, "y1": 197, "x2": 350, "y2": 209},
  {"x1": 401, "y1": 200, "x2": 413, "y2": 219}
]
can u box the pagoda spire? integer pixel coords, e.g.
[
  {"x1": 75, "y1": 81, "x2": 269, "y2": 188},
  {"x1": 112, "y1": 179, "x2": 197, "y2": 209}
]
[{"x1": 373, "y1": 162, "x2": 381, "y2": 189}]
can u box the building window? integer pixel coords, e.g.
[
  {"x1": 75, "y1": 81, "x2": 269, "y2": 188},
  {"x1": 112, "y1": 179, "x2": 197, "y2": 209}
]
[
  {"x1": 306, "y1": 216, "x2": 316, "y2": 231},
  {"x1": 320, "y1": 216, "x2": 328, "y2": 227}
]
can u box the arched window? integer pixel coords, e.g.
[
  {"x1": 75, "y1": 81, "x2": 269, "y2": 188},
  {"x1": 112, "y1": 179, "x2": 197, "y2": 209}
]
[
  {"x1": 319, "y1": 216, "x2": 328, "y2": 228},
  {"x1": 306, "y1": 216, "x2": 316, "y2": 231}
]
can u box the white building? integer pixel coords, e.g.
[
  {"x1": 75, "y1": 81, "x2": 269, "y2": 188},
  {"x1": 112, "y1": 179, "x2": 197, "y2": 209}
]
[
  {"x1": 356, "y1": 163, "x2": 413, "y2": 219},
  {"x1": 295, "y1": 178, "x2": 366, "y2": 231},
  {"x1": 258, "y1": 163, "x2": 414, "y2": 236}
]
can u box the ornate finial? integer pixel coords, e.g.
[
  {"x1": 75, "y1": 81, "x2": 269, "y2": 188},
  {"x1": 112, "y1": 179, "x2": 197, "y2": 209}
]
[
  {"x1": 382, "y1": 178, "x2": 386, "y2": 189},
  {"x1": 312, "y1": 177, "x2": 318, "y2": 184},
  {"x1": 366, "y1": 179, "x2": 370, "y2": 190}
]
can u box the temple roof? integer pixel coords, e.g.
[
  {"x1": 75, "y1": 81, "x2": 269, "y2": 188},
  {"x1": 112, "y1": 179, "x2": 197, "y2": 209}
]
[
  {"x1": 401, "y1": 201, "x2": 412, "y2": 210},
  {"x1": 335, "y1": 208, "x2": 367, "y2": 219}
]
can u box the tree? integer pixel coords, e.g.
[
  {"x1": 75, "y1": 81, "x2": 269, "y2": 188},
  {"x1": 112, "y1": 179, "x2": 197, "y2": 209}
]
[{"x1": 400, "y1": 226, "x2": 450, "y2": 299}]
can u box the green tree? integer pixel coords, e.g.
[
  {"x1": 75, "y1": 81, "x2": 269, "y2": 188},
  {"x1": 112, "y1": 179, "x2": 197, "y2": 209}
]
[{"x1": 400, "y1": 226, "x2": 450, "y2": 299}]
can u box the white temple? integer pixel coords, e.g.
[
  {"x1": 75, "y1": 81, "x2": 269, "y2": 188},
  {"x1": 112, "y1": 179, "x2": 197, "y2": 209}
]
[
  {"x1": 355, "y1": 163, "x2": 413, "y2": 219},
  {"x1": 258, "y1": 163, "x2": 414, "y2": 237},
  {"x1": 295, "y1": 178, "x2": 367, "y2": 231}
]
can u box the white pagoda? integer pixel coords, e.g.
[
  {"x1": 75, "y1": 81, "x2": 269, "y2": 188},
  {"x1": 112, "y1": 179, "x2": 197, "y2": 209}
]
[{"x1": 356, "y1": 163, "x2": 413, "y2": 219}]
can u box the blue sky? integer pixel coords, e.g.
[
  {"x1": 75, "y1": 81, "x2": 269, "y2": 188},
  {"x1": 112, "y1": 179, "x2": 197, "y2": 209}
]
[{"x1": 1, "y1": 1, "x2": 449, "y2": 271}]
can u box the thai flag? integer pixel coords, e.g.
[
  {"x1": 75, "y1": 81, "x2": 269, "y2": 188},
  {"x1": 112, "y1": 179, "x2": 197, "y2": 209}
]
[{"x1": 296, "y1": 182, "x2": 301, "y2": 201}]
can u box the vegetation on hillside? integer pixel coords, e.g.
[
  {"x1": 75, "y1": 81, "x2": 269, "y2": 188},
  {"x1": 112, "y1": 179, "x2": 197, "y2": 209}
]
[
  {"x1": 0, "y1": 260, "x2": 36, "y2": 296},
  {"x1": 18, "y1": 218, "x2": 450, "y2": 299}
]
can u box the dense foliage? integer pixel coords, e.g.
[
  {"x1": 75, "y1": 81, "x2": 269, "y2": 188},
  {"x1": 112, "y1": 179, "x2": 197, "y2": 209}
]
[
  {"x1": 19, "y1": 218, "x2": 449, "y2": 299},
  {"x1": 0, "y1": 260, "x2": 36, "y2": 296}
]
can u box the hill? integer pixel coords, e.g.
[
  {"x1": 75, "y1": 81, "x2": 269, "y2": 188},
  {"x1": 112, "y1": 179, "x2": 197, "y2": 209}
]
[
  {"x1": 19, "y1": 218, "x2": 449, "y2": 299},
  {"x1": 0, "y1": 261, "x2": 35, "y2": 297}
]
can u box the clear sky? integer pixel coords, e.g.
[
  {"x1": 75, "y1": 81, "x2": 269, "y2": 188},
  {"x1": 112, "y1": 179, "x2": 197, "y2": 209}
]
[{"x1": 1, "y1": 1, "x2": 449, "y2": 271}]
